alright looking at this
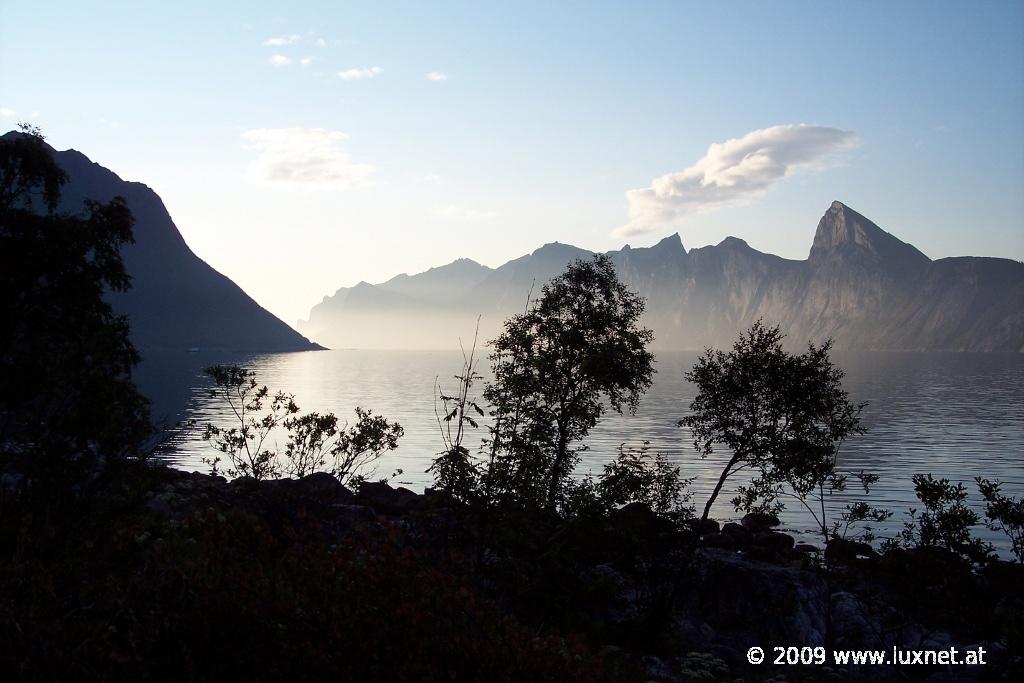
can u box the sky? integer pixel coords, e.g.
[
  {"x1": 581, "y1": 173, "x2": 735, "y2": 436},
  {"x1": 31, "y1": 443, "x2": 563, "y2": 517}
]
[{"x1": 2, "y1": 1, "x2": 1023, "y2": 326}]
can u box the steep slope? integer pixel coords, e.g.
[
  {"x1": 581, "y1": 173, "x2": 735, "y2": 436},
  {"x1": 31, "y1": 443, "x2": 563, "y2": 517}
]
[
  {"x1": 299, "y1": 201, "x2": 1023, "y2": 352},
  {"x1": 43, "y1": 140, "x2": 322, "y2": 352}
]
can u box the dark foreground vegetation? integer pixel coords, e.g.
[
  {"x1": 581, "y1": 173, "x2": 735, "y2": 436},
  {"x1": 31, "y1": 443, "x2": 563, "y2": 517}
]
[{"x1": 2, "y1": 127, "x2": 1023, "y2": 681}]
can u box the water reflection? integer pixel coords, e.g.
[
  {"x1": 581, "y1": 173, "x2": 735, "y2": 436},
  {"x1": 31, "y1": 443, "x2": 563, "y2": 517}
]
[{"x1": 137, "y1": 349, "x2": 1024, "y2": 552}]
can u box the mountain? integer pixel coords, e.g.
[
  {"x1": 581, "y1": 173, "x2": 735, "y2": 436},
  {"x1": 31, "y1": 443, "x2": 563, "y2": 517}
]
[
  {"x1": 300, "y1": 202, "x2": 1023, "y2": 352},
  {"x1": 17, "y1": 134, "x2": 322, "y2": 352}
]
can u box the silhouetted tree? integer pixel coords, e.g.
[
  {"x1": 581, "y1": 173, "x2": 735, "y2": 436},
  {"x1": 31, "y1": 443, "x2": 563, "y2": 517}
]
[
  {"x1": 0, "y1": 124, "x2": 150, "y2": 478},
  {"x1": 680, "y1": 321, "x2": 864, "y2": 521},
  {"x1": 482, "y1": 254, "x2": 654, "y2": 511}
]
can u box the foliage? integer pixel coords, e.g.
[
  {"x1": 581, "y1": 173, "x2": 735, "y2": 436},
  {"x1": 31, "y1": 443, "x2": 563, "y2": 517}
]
[
  {"x1": 429, "y1": 322, "x2": 484, "y2": 504},
  {"x1": 977, "y1": 477, "x2": 1024, "y2": 563},
  {"x1": 202, "y1": 365, "x2": 402, "y2": 486},
  {"x1": 597, "y1": 442, "x2": 694, "y2": 519},
  {"x1": 481, "y1": 254, "x2": 655, "y2": 511},
  {"x1": 0, "y1": 124, "x2": 151, "y2": 478},
  {"x1": 679, "y1": 321, "x2": 865, "y2": 522},
  {"x1": 884, "y1": 474, "x2": 993, "y2": 562}
]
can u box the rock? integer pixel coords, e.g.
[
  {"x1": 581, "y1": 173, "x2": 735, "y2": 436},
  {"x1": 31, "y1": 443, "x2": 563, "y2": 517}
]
[
  {"x1": 700, "y1": 532, "x2": 737, "y2": 550},
  {"x1": 831, "y1": 591, "x2": 873, "y2": 647},
  {"x1": 688, "y1": 518, "x2": 720, "y2": 536},
  {"x1": 826, "y1": 537, "x2": 879, "y2": 564},
  {"x1": 741, "y1": 512, "x2": 780, "y2": 532},
  {"x1": 297, "y1": 472, "x2": 355, "y2": 505},
  {"x1": 751, "y1": 530, "x2": 795, "y2": 554},
  {"x1": 356, "y1": 481, "x2": 421, "y2": 514},
  {"x1": 610, "y1": 502, "x2": 663, "y2": 536},
  {"x1": 682, "y1": 548, "x2": 827, "y2": 652},
  {"x1": 794, "y1": 543, "x2": 820, "y2": 554}
]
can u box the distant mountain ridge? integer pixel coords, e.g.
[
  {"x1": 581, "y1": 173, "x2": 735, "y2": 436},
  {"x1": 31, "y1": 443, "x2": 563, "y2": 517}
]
[
  {"x1": 301, "y1": 201, "x2": 1023, "y2": 352},
  {"x1": 12, "y1": 133, "x2": 322, "y2": 352}
]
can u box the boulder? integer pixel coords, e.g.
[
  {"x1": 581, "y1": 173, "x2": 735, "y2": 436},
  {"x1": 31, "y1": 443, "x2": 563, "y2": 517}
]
[
  {"x1": 751, "y1": 530, "x2": 795, "y2": 554},
  {"x1": 826, "y1": 537, "x2": 880, "y2": 564},
  {"x1": 356, "y1": 481, "x2": 422, "y2": 514},
  {"x1": 741, "y1": 512, "x2": 780, "y2": 532},
  {"x1": 682, "y1": 548, "x2": 827, "y2": 652},
  {"x1": 700, "y1": 532, "x2": 738, "y2": 550},
  {"x1": 297, "y1": 472, "x2": 355, "y2": 505},
  {"x1": 688, "y1": 518, "x2": 720, "y2": 536}
]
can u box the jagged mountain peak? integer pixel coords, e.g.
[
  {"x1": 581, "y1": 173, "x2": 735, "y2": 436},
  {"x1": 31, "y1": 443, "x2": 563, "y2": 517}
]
[
  {"x1": 652, "y1": 232, "x2": 685, "y2": 252},
  {"x1": 810, "y1": 200, "x2": 929, "y2": 266}
]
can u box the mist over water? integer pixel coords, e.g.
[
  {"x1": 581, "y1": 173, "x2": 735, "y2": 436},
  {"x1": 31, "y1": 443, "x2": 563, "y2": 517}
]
[{"x1": 138, "y1": 349, "x2": 1024, "y2": 552}]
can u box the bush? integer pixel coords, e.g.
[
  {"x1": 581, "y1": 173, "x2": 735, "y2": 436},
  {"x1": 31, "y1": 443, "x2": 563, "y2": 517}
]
[
  {"x1": 884, "y1": 474, "x2": 993, "y2": 563},
  {"x1": 977, "y1": 477, "x2": 1024, "y2": 563},
  {"x1": 202, "y1": 365, "x2": 402, "y2": 486}
]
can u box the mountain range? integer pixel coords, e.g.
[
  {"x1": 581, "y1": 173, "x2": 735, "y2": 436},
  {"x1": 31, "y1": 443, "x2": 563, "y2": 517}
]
[
  {"x1": 300, "y1": 202, "x2": 1024, "y2": 352},
  {"x1": 23, "y1": 135, "x2": 322, "y2": 352}
]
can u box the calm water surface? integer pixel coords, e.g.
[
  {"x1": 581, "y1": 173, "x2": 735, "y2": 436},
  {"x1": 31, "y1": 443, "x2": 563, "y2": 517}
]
[{"x1": 137, "y1": 349, "x2": 1024, "y2": 552}]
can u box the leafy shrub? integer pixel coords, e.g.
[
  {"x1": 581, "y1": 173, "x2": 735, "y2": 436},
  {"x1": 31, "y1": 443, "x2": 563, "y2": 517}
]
[
  {"x1": 884, "y1": 474, "x2": 993, "y2": 562},
  {"x1": 977, "y1": 477, "x2": 1024, "y2": 563},
  {"x1": 597, "y1": 442, "x2": 694, "y2": 519},
  {"x1": 202, "y1": 365, "x2": 402, "y2": 486}
]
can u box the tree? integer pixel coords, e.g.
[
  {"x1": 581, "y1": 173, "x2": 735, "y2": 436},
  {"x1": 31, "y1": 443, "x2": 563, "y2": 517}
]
[
  {"x1": 679, "y1": 321, "x2": 864, "y2": 522},
  {"x1": 481, "y1": 254, "x2": 654, "y2": 511},
  {"x1": 0, "y1": 124, "x2": 151, "y2": 477}
]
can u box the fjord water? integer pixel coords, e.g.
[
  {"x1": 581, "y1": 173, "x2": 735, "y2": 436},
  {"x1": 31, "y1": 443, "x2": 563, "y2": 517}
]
[{"x1": 139, "y1": 349, "x2": 1024, "y2": 550}]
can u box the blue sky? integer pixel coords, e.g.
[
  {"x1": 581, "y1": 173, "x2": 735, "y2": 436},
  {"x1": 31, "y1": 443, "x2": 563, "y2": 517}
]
[{"x1": 2, "y1": 1, "x2": 1022, "y2": 324}]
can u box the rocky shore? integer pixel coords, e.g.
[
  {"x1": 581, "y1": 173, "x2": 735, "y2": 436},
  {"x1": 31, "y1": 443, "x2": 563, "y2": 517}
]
[{"x1": 135, "y1": 465, "x2": 1023, "y2": 682}]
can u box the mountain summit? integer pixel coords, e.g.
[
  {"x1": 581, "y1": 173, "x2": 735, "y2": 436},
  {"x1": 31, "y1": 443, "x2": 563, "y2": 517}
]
[
  {"x1": 18, "y1": 134, "x2": 322, "y2": 352},
  {"x1": 301, "y1": 203, "x2": 1023, "y2": 352},
  {"x1": 810, "y1": 200, "x2": 929, "y2": 267}
]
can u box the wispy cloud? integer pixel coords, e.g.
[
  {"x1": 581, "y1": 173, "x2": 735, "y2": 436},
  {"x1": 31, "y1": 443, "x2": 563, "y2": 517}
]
[
  {"x1": 299, "y1": 56, "x2": 314, "y2": 66},
  {"x1": 241, "y1": 128, "x2": 374, "y2": 189},
  {"x1": 434, "y1": 204, "x2": 497, "y2": 220},
  {"x1": 264, "y1": 34, "x2": 301, "y2": 46},
  {"x1": 0, "y1": 107, "x2": 16, "y2": 118},
  {"x1": 425, "y1": 71, "x2": 448, "y2": 81},
  {"x1": 315, "y1": 37, "x2": 327, "y2": 48},
  {"x1": 268, "y1": 54, "x2": 292, "y2": 67},
  {"x1": 338, "y1": 66, "x2": 383, "y2": 81},
  {"x1": 614, "y1": 124, "x2": 859, "y2": 238}
]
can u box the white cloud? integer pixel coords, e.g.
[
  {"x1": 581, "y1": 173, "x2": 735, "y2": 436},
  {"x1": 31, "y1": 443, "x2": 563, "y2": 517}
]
[
  {"x1": 264, "y1": 34, "x2": 300, "y2": 46},
  {"x1": 434, "y1": 204, "x2": 497, "y2": 220},
  {"x1": 0, "y1": 107, "x2": 15, "y2": 117},
  {"x1": 338, "y1": 66, "x2": 382, "y2": 81},
  {"x1": 425, "y1": 71, "x2": 448, "y2": 81},
  {"x1": 241, "y1": 128, "x2": 374, "y2": 189},
  {"x1": 614, "y1": 124, "x2": 859, "y2": 238},
  {"x1": 269, "y1": 54, "x2": 292, "y2": 67},
  {"x1": 299, "y1": 56, "x2": 314, "y2": 66},
  {"x1": 315, "y1": 37, "x2": 327, "y2": 48}
]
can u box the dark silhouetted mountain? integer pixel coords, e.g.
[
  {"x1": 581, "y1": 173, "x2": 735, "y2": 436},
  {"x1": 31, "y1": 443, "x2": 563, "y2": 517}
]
[
  {"x1": 11, "y1": 134, "x2": 323, "y2": 352},
  {"x1": 301, "y1": 202, "x2": 1023, "y2": 352}
]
